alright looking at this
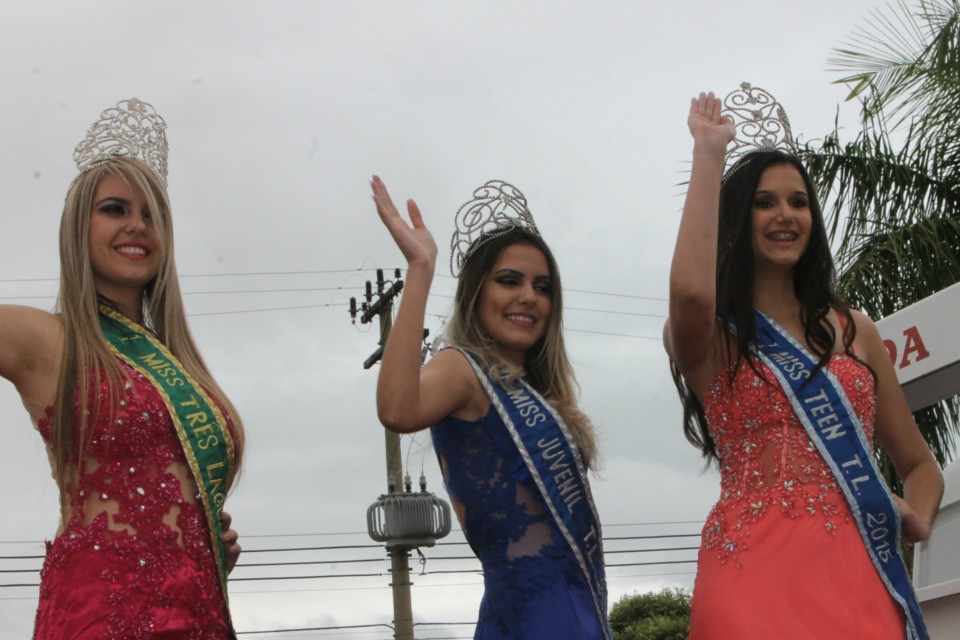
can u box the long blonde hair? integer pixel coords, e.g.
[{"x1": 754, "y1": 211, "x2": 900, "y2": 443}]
[
  {"x1": 443, "y1": 230, "x2": 599, "y2": 468},
  {"x1": 53, "y1": 156, "x2": 245, "y2": 512}
]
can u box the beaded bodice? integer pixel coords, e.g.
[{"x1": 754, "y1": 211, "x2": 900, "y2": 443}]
[
  {"x1": 700, "y1": 354, "x2": 876, "y2": 567},
  {"x1": 431, "y1": 407, "x2": 586, "y2": 634},
  {"x1": 34, "y1": 359, "x2": 228, "y2": 639}
]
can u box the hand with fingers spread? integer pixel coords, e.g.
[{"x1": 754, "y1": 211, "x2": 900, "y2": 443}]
[
  {"x1": 688, "y1": 91, "x2": 735, "y2": 155},
  {"x1": 666, "y1": 91, "x2": 734, "y2": 374},
  {"x1": 370, "y1": 174, "x2": 448, "y2": 434},
  {"x1": 370, "y1": 176, "x2": 437, "y2": 272}
]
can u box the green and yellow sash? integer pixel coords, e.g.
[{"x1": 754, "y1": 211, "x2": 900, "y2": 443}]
[{"x1": 98, "y1": 305, "x2": 235, "y2": 610}]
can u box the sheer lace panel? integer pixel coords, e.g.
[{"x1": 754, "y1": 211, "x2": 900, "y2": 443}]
[
  {"x1": 432, "y1": 408, "x2": 589, "y2": 637},
  {"x1": 33, "y1": 360, "x2": 230, "y2": 638},
  {"x1": 37, "y1": 364, "x2": 205, "y2": 549}
]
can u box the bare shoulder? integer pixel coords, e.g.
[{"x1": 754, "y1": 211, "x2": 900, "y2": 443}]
[
  {"x1": 0, "y1": 305, "x2": 62, "y2": 380},
  {"x1": 0, "y1": 305, "x2": 62, "y2": 356},
  {"x1": 848, "y1": 308, "x2": 878, "y2": 333},
  {"x1": 664, "y1": 318, "x2": 725, "y2": 401},
  {"x1": 0, "y1": 305, "x2": 63, "y2": 415},
  {"x1": 846, "y1": 309, "x2": 887, "y2": 365},
  {"x1": 422, "y1": 348, "x2": 487, "y2": 421},
  {"x1": 422, "y1": 348, "x2": 478, "y2": 393},
  {"x1": 0, "y1": 304, "x2": 59, "y2": 324}
]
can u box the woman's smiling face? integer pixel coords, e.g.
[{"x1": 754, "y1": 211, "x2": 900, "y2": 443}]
[
  {"x1": 477, "y1": 242, "x2": 552, "y2": 367},
  {"x1": 751, "y1": 162, "x2": 812, "y2": 274},
  {"x1": 88, "y1": 173, "x2": 162, "y2": 303}
]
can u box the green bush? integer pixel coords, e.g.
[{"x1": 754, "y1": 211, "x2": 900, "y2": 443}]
[
  {"x1": 609, "y1": 587, "x2": 691, "y2": 640},
  {"x1": 617, "y1": 616, "x2": 689, "y2": 640}
]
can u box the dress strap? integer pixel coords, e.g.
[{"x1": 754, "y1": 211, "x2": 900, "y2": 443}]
[{"x1": 835, "y1": 309, "x2": 856, "y2": 355}]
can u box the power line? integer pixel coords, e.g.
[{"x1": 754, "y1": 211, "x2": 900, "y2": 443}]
[
  {"x1": 237, "y1": 622, "x2": 393, "y2": 636},
  {"x1": 566, "y1": 327, "x2": 662, "y2": 340},
  {"x1": 0, "y1": 268, "x2": 373, "y2": 284},
  {"x1": 605, "y1": 546, "x2": 698, "y2": 555},
  {"x1": 185, "y1": 287, "x2": 364, "y2": 295},
  {"x1": 190, "y1": 303, "x2": 351, "y2": 317},
  {"x1": 2, "y1": 547, "x2": 700, "y2": 583},
  {"x1": 566, "y1": 306, "x2": 666, "y2": 319},
  {"x1": 0, "y1": 522, "x2": 703, "y2": 548},
  {"x1": 0, "y1": 271, "x2": 667, "y2": 304},
  {"x1": 180, "y1": 269, "x2": 369, "y2": 278}
]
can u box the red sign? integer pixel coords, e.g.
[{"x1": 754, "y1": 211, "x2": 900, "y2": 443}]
[{"x1": 883, "y1": 325, "x2": 932, "y2": 370}]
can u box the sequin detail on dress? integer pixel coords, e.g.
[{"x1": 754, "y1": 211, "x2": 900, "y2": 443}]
[
  {"x1": 701, "y1": 354, "x2": 875, "y2": 568},
  {"x1": 33, "y1": 360, "x2": 230, "y2": 639}
]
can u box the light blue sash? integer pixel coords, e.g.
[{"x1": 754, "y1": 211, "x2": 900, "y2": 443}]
[
  {"x1": 750, "y1": 310, "x2": 928, "y2": 640},
  {"x1": 456, "y1": 349, "x2": 612, "y2": 640}
]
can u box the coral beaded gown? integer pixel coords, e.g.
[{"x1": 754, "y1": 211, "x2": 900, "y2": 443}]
[
  {"x1": 689, "y1": 354, "x2": 905, "y2": 639},
  {"x1": 32, "y1": 360, "x2": 231, "y2": 640},
  {"x1": 432, "y1": 406, "x2": 607, "y2": 640}
]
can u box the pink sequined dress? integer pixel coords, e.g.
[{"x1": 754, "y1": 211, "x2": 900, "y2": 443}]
[
  {"x1": 32, "y1": 360, "x2": 231, "y2": 640},
  {"x1": 689, "y1": 354, "x2": 905, "y2": 639}
]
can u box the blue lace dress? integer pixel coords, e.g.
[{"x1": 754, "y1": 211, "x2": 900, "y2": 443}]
[{"x1": 432, "y1": 407, "x2": 607, "y2": 640}]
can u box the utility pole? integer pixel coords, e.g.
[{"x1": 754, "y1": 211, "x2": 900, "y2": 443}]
[{"x1": 350, "y1": 268, "x2": 413, "y2": 640}]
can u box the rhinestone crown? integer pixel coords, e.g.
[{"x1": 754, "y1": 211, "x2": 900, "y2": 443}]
[
  {"x1": 450, "y1": 179, "x2": 541, "y2": 277},
  {"x1": 722, "y1": 82, "x2": 796, "y2": 182},
  {"x1": 73, "y1": 98, "x2": 169, "y2": 184}
]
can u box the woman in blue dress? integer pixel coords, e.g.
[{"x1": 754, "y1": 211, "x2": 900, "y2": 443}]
[{"x1": 370, "y1": 176, "x2": 611, "y2": 640}]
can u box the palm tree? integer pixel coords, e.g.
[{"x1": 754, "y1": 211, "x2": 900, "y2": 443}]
[{"x1": 797, "y1": 0, "x2": 960, "y2": 488}]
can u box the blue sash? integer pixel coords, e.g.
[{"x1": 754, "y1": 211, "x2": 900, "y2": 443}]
[
  {"x1": 750, "y1": 310, "x2": 929, "y2": 640},
  {"x1": 456, "y1": 349, "x2": 612, "y2": 640}
]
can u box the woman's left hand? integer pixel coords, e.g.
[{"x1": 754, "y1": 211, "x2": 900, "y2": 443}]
[
  {"x1": 371, "y1": 175, "x2": 437, "y2": 271},
  {"x1": 220, "y1": 511, "x2": 242, "y2": 573},
  {"x1": 894, "y1": 494, "x2": 932, "y2": 544}
]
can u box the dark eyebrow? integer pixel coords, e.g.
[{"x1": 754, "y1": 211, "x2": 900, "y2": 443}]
[
  {"x1": 93, "y1": 196, "x2": 131, "y2": 207},
  {"x1": 754, "y1": 189, "x2": 808, "y2": 197},
  {"x1": 492, "y1": 268, "x2": 552, "y2": 281}
]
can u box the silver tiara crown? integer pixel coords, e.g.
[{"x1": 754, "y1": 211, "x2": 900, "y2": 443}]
[
  {"x1": 722, "y1": 82, "x2": 796, "y2": 181},
  {"x1": 450, "y1": 179, "x2": 541, "y2": 277},
  {"x1": 73, "y1": 98, "x2": 169, "y2": 184}
]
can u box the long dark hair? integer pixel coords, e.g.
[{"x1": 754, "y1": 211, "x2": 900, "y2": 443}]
[{"x1": 677, "y1": 151, "x2": 864, "y2": 463}]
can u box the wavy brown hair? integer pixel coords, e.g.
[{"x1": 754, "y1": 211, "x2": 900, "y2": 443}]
[{"x1": 443, "y1": 229, "x2": 599, "y2": 468}]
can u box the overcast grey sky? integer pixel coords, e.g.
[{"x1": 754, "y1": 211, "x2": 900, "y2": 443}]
[{"x1": 0, "y1": 0, "x2": 886, "y2": 636}]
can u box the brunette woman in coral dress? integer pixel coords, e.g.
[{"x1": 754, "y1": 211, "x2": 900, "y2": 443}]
[
  {"x1": 664, "y1": 90, "x2": 943, "y2": 639},
  {"x1": 0, "y1": 99, "x2": 245, "y2": 639}
]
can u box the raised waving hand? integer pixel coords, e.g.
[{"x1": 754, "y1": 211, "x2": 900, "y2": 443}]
[
  {"x1": 371, "y1": 176, "x2": 437, "y2": 272},
  {"x1": 665, "y1": 92, "x2": 735, "y2": 385},
  {"x1": 688, "y1": 91, "x2": 735, "y2": 152}
]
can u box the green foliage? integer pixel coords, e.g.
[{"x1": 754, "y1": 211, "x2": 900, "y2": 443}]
[
  {"x1": 609, "y1": 588, "x2": 691, "y2": 640},
  {"x1": 614, "y1": 616, "x2": 688, "y2": 640},
  {"x1": 799, "y1": 0, "x2": 960, "y2": 480}
]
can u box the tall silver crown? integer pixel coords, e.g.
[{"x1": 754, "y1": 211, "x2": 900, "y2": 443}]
[
  {"x1": 73, "y1": 98, "x2": 169, "y2": 184},
  {"x1": 450, "y1": 180, "x2": 541, "y2": 277},
  {"x1": 722, "y1": 82, "x2": 796, "y2": 181}
]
